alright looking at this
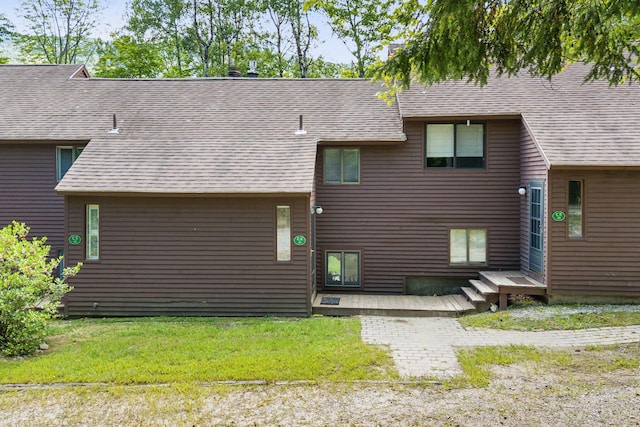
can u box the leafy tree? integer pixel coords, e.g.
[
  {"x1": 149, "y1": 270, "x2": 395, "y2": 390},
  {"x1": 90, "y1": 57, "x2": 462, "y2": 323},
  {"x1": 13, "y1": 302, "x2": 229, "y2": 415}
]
[
  {"x1": 0, "y1": 222, "x2": 80, "y2": 357},
  {"x1": 187, "y1": 0, "x2": 260, "y2": 77},
  {"x1": 310, "y1": 0, "x2": 394, "y2": 78},
  {"x1": 15, "y1": 0, "x2": 103, "y2": 64},
  {"x1": 128, "y1": 0, "x2": 191, "y2": 77},
  {"x1": 287, "y1": 0, "x2": 316, "y2": 78},
  {"x1": 93, "y1": 35, "x2": 164, "y2": 78},
  {"x1": 0, "y1": 13, "x2": 14, "y2": 64},
  {"x1": 379, "y1": 0, "x2": 640, "y2": 88},
  {"x1": 261, "y1": 0, "x2": 291, "y2": 77}
]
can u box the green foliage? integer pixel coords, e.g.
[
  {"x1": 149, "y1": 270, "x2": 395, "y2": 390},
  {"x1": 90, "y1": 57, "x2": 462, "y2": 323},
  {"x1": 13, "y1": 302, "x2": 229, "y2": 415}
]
[
  {"x1": 0, "y1": 222, "x2": 79, "y2": 357},
  {"x1": 310, "y1": 0, "x2": 395, "y2": 78},
  {"x1": 0, "y1": 317, "x2": 397, "y2": 383},
  {"x1": 15, "y1": 0, "x2": 103, "y2": 64},
  {"x1": 127, "y1": 0, "x2": 192, "y2": 77},
  {"x1": 93, "y1": 36, "x2": 165, "y2": 78},
  {"x1": 0, "y1": 13, "x2": 14, "y2": 64},
  {"x1": 379, "y1": 0, "x2": 640, "y2": 88}
]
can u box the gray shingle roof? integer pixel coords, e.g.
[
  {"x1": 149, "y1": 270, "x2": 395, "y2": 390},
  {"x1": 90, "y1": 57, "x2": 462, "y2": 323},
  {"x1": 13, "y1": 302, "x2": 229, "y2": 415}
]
[
  {"x1": 2, "y1": 63, "x2": 639, "y2": 195},
  {"x1": 0, "y1": 65, "x2": 405, "y2": 194},
  {"x1": 398, "y1": 64, "x2": 640, "y2": 167}
]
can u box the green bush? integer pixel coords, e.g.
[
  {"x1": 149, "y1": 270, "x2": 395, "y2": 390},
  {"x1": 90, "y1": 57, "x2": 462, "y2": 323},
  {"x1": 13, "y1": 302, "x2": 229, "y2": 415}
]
[{"x1": 0, "y1": 221, "x2": 80, "y2": 356}]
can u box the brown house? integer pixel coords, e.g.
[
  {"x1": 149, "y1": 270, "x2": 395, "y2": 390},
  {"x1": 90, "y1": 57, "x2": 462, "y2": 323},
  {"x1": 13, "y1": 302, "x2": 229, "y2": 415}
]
[{"x1": 0, "y1": 64, "x2": 638, "y2": 316}]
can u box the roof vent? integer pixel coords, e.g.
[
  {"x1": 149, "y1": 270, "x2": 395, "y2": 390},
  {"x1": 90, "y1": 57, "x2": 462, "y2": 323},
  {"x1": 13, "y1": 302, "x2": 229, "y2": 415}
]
[
  {"x1": 248, "y1": 60, "x2": 258, "y2": 78},
  {"x1": 295, "y1": 114, "x2": 307, "y2": 136},
  {"x1": 108, "y1": 113, "x2": 119, "y2": 134}
]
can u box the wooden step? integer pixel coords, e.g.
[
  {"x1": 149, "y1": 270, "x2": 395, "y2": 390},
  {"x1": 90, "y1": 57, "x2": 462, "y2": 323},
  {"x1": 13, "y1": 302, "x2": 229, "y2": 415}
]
[
  {"x1": 461, "y1": 286, "x2": 486, "y2": 303},
  {"x1": 469, "y1": 279, "x2": 498, "y2": 296},
  {"x1": 461, "y1": 286, "x2": 494, "y2": 312},
  {"x1": 449, "y1": 294, "x2": 477, "y2": 314}
]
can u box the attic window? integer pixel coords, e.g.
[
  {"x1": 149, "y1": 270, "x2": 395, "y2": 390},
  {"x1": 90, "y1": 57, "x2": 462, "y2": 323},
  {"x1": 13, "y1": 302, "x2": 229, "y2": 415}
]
[{"x1": 56, "y1": 146, "x2": 84, "y2": 181}]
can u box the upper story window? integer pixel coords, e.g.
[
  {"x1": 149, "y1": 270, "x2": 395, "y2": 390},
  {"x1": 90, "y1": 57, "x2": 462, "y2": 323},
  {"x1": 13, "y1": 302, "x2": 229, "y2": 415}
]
[
  {"x1": 324, "y1": 148, "x2": 360, "y2": 184},
  {"x1": 426, "y1": 123, "x2": 485, "y2": 169},
  {"x1": 56, "y1": 146, "x2": 84, "y2": 181}
]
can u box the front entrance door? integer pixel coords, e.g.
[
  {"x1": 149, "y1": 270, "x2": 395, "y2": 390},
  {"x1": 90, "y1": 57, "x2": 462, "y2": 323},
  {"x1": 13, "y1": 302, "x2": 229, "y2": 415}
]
[{"x1": 529, "y1": 181, "x2": 544, "y2": 273}]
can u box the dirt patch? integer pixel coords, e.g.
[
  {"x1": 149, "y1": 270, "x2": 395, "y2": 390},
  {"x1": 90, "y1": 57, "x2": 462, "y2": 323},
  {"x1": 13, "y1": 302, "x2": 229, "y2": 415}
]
[{"x1": 1, "y1": 365, "x2": 638, "y2": 426}]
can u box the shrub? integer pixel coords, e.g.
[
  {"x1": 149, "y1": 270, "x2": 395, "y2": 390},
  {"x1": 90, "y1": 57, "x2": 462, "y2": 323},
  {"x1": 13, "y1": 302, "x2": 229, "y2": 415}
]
[{"x1": 0, "y1": 221, "x2": 80, "y2": 356}]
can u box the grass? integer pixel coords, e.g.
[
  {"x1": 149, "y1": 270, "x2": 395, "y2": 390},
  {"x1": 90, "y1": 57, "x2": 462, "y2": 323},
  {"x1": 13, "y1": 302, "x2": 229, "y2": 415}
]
[
  {"x1": 0, "y1": 316, "x2": 397, "y2": 384},
  {"x1": 449, "y1": 342, "x2": 640, "y2": 388},
  {"x1": 459, "y1": 304, "x2": 640, "y2": 331}
]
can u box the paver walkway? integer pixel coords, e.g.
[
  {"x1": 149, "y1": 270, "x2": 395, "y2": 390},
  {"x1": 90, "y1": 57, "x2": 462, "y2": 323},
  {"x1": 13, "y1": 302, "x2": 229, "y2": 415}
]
[{"x1": 360, "y1": 316, "x2": 640, "y2": 378}]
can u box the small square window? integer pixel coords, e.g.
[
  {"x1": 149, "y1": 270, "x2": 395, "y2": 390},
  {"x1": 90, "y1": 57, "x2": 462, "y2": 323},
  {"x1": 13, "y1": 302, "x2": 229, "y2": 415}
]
[
  {"x1": 450, "y1": 229, "x2": 487, "y2": 265},
  {"x1": 324, "y1": 148, "x2": 360, "y2": 184}
]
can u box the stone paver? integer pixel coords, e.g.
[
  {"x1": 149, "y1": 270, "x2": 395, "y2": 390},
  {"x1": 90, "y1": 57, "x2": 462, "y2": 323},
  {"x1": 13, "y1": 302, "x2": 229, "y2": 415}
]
[{"x1": 360, "y1": 316, "x2": 640, "y2": 378}]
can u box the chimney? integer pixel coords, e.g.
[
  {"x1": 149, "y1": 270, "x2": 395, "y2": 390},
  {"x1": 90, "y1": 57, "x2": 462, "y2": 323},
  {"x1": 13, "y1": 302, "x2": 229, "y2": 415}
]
[
  {"x1": 247, "y1": 60, "x2": 259, "y2": 78},
  {"x1": 228, "y1": 66, "x2": 241, "y2": 77}
]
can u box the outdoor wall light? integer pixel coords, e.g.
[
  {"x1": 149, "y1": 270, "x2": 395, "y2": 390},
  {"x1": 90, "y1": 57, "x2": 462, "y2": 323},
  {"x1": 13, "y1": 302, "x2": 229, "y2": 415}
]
[
  {"x1": 313, "y1": 206, "x2": 323, "y2": 215},
  {"x1": 518, "y1": 186, "x2": 527, "y2": 196}
]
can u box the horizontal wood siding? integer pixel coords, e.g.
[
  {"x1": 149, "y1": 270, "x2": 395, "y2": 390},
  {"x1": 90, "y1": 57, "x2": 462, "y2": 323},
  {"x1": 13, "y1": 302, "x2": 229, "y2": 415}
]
[
  {"x1": 315, "y1": 120, "x2": 522, "y2": 293},
  {"x1": 549, "y1": 169, "x2": 640, "y2": 296},
  {"x1": 519, "y1": 125, "x2": 549, "y2": 283},
  {"x1": 65, "y1": 196, "x2": 310, "y2": 316},
  {"x1": 0, "y1": 144, "x2": 64, "y2": 250}
]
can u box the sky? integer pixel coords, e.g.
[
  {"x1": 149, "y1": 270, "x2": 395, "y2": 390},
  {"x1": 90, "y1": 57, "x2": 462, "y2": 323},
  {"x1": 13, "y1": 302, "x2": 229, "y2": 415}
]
[{"x1": 1, "y1": 0, "x2": 355, "y2": 64}]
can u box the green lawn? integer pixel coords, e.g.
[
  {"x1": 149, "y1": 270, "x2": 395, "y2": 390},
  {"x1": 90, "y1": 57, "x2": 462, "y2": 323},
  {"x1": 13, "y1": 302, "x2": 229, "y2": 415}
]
[
  {"x1": 460, "y1": 305, "x2": 640, "y2": 331},
  {"x1": 0, "y1": 317, "x2": 397, "y2": 384}
]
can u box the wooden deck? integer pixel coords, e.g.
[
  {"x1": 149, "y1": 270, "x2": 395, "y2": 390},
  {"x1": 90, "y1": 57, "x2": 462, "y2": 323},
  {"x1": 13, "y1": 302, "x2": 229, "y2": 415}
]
[{"x1": 312, "y1": 293, "x2": 476, "y2": 317}]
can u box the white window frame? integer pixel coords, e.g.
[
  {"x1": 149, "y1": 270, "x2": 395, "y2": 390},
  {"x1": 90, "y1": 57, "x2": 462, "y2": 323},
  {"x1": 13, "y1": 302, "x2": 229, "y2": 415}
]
[
  {"x1": 568, "y1": 179, "x2": 584, "y2": 239},
  {"x1": 86, "y1": 204, "x2": 100, "y2": 260},
  {"x1": 450, "y1": 228, "x2": 487, "y2": 265},
  {"x1": 276, "y1": 205, "x2": 291, "y2": 261},
  {"x1": 56, "y1": 146, "x2": 83, "y2": 181}
]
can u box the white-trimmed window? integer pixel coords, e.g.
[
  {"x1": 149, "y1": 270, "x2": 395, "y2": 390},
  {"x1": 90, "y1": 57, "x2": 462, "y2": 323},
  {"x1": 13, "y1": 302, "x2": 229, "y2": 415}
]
[
  {"x1": 325, "y1": 251, "x2": 361, "y2": 286},
  {"x1": 568, "y1": 180, "x2": 583, "y2": 238},
  {"x1": 324, "y1": 148, "x2": 360, "y2": 184},
  {"x1": 86, "y1": 204, "x2": 100, "y2": 260},
  {"x1": 276, "y1": 205, "x2": 291, "y2": 261},
  {"x1": 426, "y1": 124, "x2": 485, "y2": 169},
  {"x1": 450, "y1": 229, "x2": 487, "y2": 265},
  {"x1": 56, "y1": 146, "x2": 84, "y2": 181}
]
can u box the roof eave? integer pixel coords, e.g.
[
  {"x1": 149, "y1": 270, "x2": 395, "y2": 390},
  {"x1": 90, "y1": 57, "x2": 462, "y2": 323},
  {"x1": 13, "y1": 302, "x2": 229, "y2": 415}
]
[{"x1": 55, "y1": 189, "x2": 312, "y2": 198}]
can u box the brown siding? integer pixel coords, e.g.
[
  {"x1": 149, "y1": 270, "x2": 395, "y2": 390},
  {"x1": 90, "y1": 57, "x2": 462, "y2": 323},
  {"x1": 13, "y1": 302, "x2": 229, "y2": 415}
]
[
  {"x1": 549, "y1": 169, "x2": 640, "y2": 296},
  {"x1": 0, "y1": 144, "x2": 64, "y2": 250},
  {"x1": 315, "y1": 120, "x2": 522, "y2": 293},
  {"x1": 65, "y1": 196, "x2": 311, "y2": 316},
  {"x1": 519, "y1": 125, "x2": 549, "y2": 282}
]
